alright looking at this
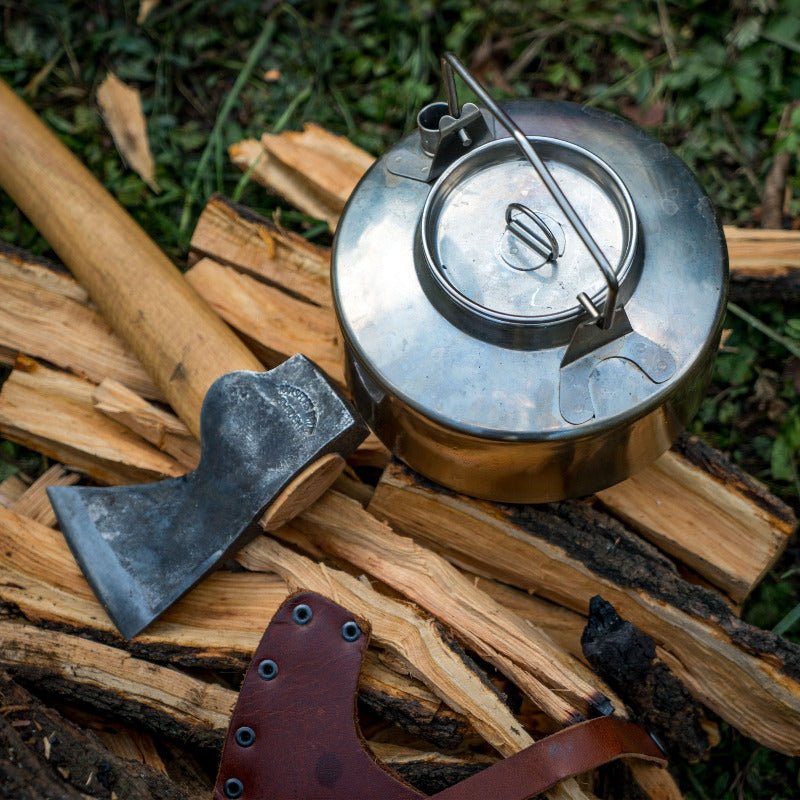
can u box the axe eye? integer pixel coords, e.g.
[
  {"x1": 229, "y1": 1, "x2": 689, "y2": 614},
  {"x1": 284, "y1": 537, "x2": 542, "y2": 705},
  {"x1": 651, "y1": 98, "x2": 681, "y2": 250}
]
[{"x1": 292, "y1": 603, "x2": 313, "y2": 625}]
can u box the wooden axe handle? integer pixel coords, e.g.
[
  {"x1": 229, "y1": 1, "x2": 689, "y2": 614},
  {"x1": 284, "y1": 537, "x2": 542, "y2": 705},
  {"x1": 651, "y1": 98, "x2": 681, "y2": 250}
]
[{"x1": 0, "y1": 79, "x2": 262, "y2": 439}]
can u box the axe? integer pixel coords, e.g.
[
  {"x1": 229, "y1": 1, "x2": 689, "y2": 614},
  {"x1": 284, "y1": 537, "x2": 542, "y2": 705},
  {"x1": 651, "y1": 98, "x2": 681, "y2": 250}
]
[{"x1": 0, "y1": 80, "x2": 367, "y2": 639}]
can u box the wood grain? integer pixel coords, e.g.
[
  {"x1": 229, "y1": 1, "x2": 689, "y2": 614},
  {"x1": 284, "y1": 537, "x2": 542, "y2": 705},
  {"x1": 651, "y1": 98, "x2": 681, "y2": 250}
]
[
  {"x1": 190, "y1": 194, "x2": 332, "y2": 308},
  {"x1": 93, "y1": 378, "x2": 201, "y2": 470},
  {"x1": 0, "y1": 505, "x2": 472, "y2": 748},
  {"x1": 185, "y1": 256, "x2": 345, "y2": 385},
  {"x1": 0, "y1": 357, "x2": 183, "y2": 484},
  {"x1": 229, "y1": 123, "x2": 374, "y2": 232},
  {"x1": 369, "y1": 462, "x2": 800, "y2": 756},
  {"x1": 0, "y1": 674, "x2": 187, "y2": 799},
  {"x1": 0, "y1": 79, "x2": 262, "y2": 437},
  {"x1": 597, "y1": 447, "x2": 793, "y2": 602},
  {"x1": 9, "y1": 463, "x2": 78, "y2": 526},
  {"x1": 287, "y1": 490, "x2": 609, "y2": 724},
  {"x1": 0, "y1": 245, "x2": 160, "y2": 398},
  {"x1": 0, "y1": 628, "x2": 491, "y2": 795}
]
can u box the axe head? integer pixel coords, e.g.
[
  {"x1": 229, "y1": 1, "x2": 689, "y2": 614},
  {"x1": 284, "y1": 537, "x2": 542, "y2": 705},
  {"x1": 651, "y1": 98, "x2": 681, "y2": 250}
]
[{"x1": 48, "y1": 355, "x2": 367, "y2": 639}]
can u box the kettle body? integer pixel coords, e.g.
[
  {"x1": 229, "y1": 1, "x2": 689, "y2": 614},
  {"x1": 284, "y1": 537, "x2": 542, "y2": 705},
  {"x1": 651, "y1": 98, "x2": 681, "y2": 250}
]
[{"x1": 332, "y1": 97, "x2": 727, "y2": 502}]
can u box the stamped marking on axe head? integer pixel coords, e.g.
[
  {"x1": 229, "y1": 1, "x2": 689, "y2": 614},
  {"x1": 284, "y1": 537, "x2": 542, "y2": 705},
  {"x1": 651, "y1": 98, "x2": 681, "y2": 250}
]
[{"x1": 48, "y1": 355, "x2": 367, "y2": 639}]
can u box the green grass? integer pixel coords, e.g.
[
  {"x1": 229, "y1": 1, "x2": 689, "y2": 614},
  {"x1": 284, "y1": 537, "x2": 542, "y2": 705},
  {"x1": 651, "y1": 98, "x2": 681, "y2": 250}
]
[{"x1": 1, "y1": 1, "x2": 799, "y2": 795}]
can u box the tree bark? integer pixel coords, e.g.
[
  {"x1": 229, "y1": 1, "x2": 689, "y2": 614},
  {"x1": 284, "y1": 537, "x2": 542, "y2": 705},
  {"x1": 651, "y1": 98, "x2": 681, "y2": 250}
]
[
  {"x1": 0, "y1": 671, "x2": 190, "y2": 799},
  {"x1": 369, "y1": 461, "x2": 800, "y2": 756}
]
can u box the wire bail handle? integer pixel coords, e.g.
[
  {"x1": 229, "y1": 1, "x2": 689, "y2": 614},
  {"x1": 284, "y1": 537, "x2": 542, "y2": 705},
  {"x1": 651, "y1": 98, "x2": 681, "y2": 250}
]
[{"x1": 441, "y1": 53, "x2": 620, "y2": 330}]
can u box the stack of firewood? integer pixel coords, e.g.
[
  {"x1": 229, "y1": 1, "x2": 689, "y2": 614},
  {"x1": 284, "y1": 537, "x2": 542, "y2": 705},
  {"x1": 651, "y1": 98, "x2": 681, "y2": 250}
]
[{"x1": 0, "y1": 125, "x2": 798, "y2": 799}]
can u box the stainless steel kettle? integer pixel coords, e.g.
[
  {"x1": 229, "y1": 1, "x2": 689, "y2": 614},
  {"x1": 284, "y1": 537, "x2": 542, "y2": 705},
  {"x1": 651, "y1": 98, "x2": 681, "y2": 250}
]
[{"x1": 332, "y1": 54, "x2": 728, "y2": 502}]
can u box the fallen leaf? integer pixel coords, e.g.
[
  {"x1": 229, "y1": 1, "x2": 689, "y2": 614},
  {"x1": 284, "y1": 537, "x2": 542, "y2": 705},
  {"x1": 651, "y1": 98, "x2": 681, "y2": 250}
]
[
  {"x1": 137, "y1": 0, "x2": 160, "y2": 24},
  {"x1": 263, "y1": 68, "x2": 282, "y2": 82},
  {"x1": 618, "y1": 97, "x2": 665, "y2": 128},
  {"x1": 97, "y1": 72, "x2": 160, "y2": 192}
]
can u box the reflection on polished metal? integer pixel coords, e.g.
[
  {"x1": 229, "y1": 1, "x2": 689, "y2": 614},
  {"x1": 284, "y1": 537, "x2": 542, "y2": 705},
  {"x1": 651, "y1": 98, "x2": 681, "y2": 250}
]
[
  {"x1": 441, "y1": 53, "x2": 621, "y2": 329},
  {"x1": 333, "y1": 53, "x2": 728, "y2": 502}
]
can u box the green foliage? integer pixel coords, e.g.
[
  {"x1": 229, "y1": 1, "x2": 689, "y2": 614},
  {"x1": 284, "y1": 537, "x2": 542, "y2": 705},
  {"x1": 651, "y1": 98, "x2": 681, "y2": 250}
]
[{"x1": 679, "y1": 722, "x2": 800, "y2": 800}]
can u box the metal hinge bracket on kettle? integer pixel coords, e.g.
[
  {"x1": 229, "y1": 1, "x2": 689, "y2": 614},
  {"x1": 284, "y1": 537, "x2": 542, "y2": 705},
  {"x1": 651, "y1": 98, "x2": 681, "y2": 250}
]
[
  {"x1": 387, "y1": 100, "x2": 495, "y2": 183},
  {"x1": 559, "y1": 308, "x2": 677, "y2": 425}
]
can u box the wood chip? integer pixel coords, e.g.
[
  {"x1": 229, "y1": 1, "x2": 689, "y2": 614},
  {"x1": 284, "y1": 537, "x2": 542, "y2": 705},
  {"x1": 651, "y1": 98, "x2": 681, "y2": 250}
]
[
  {"x1": 137, "y1": 0, "x2": 160, "y2": 23},
  {"x1": 97, "y1": 72, "x2": 159, "y2": 192}
]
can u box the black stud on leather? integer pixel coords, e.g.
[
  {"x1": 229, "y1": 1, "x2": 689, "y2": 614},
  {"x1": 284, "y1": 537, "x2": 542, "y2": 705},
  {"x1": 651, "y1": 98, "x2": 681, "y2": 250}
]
[
  {"x1": 235, "y1": 726, "x2": 256, "y2": 747},
  {"x1": 292, "y1": 603, "x2": 313, "y2": 625},
  {"x1": 341, "y1": 620, "x2": 361, "y2": 642},
  {"x1": 258, "y1": 658, "x2": 278, "y2": 680}
]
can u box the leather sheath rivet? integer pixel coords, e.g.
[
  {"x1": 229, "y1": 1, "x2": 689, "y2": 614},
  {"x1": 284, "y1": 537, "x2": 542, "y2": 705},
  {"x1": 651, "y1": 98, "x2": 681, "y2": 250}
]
[
  {"x1": 341, "y1": 620, "x2": 362, "y2": 642},
  {"x1": 224, "y1": 777, "x2": 244, "y2": 798},
  {"x1": 235, "y1": 726, "x2": 256, "y2": 747},
  {"x1": 292, "y1": 603, "x2": 313, "y2": 625},
  {"x1": 257, "y1": 658, "x2": 278, "y2": 680}
]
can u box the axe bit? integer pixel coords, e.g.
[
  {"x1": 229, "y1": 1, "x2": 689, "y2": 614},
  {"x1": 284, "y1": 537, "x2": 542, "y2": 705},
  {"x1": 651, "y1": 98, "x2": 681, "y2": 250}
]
[{"x1": 0, "y1": 79, "x2": 367, "y2": 639}]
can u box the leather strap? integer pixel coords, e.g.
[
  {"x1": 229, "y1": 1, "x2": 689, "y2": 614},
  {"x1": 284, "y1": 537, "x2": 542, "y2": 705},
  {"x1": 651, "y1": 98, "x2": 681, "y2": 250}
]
[
  {"x1": 214, "y1": 591, "x2": 666, "y2": 799},
  {"x1": 434, "y1": 717, "x2": 665, "y2": 800}
]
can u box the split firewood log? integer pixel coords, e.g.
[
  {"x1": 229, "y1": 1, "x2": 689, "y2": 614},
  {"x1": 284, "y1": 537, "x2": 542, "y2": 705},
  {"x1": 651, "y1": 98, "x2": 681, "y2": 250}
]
[
  {"x1": 93, "y1": 377, "x2": 201, "y2": 470},
  {"x1": 278, "y1": 490, "x2": 613, "y2": 724},
  {"x1": 0, "y1": 356, "x2": 182, "y2": 484},
  {"x1": 9, "y1": 463, "x2": 79, "y2": 525},
  {"x1": 236, "y1": 537, "x2": 596, "y2": 800},
  {"x1": 76, "y1": 714, "x2": 168, "y2": 776},
  {"x1": 0, "y1": 241, "x2": 160, "y2": 398},
  {"x1": 596, "y1": 432, "x2": 796, "y2": 602},
  {"x1": 725, "y1": 227, "x2": 800, "y2": 303},
  {"x1": 0, "y1": 671, "x2": 190, "y2": 799},
  {"x1": 0, "y1": 472, "x2": 28, "y2": 506},
  {"x1": 184, "y1": 256, "x2": 345, "y2": 385},
  {"x1": 229, "y1": 124, "x2": 373, "y2": 232},
  {"x1": 369, "y1": 461, "x2": 800, "y2": 756},
  {"x1": 187, "y1": 192, "x2": 331, "y2": 308},
  {"x1": 229, "y1": 127, "x2": 800, "y2": 303},
  {"x1": 366, "y1": 743, "x2": 496, "y2": 795},
  {"x1": 0, "y1": 505, "x2": 472, "y2": 749},
  {"x1": 581, "y1": 597, "x2": 712, "y2": 761},
  {"x1": 271, "y1": 498, "x2": 687, "y2": 799},
  {"x1": 0, "y1": 229, "x2": 791, "y2": 600}
]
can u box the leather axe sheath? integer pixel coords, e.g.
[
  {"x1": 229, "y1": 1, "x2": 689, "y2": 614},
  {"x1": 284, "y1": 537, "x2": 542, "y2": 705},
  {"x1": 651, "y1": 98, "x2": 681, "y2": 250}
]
[
  {"x1": 215, "y1": 591, "x2": 667, "y2": 799},
  {"x1": 0, "y1": 79, "x2": 367, "y2": 639}
]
